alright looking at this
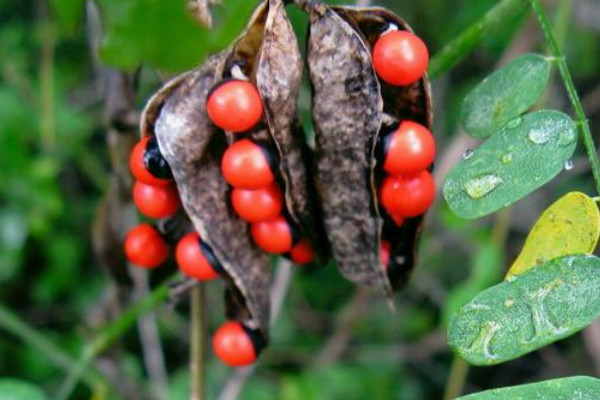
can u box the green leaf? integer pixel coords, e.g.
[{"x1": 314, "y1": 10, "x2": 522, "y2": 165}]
[
  {"x1": 98, "y1": 0, "x2": 256, "y2": 72},
  {"x1": 506, "y1": 192, "x2": 600, "y2": 278},
  {"x1": 448, "y1": 254, "x2": 600, "y2": 366},
  {"x1": 443, "y1": 110, "x2": 577, "y2": 219},
  {"x1": 461, "y1": 54, "x2": 552, "y2": 138},
  {"x1": 0, "y1": 379, "x2": 48, "y2": 400},
  {"x1": 442, "y1": 241, "x2": 503, "y2": 327},
  {"x1": 454, "y1": 376, "x2": 600, "y2": 400},
  {"x1": 48, "y1": 0, "x2": 86, "y2": 33}
]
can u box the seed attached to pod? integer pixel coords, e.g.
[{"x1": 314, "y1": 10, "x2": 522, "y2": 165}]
[
  {"x1": 221, "y1": 139, "x2": 275, "y2": 189},
  {"x1": 250, "y1": 215, "x2": 293, "y2": 254},
  {"x1": 213, "y1": 321, "x2": 262, "y2": 367},
  {"x1": 130, "y1": 136, "x2": 173, "y2": 187},
  {"x1": 373, "y1": 30, "x2": 429, "y2": 86},
  {"x1": 124, "y1": 224, "x2": 169, "y2": 269},
  {"x1": 133, "y1": 181, "x2": 181, "y2": 219},
  {"x1": 381, "y1": 170, "x2": 435, "y2": 217},
  {"x1": 380, "y1": 240, "x2": 391, "y2": 270},
  {"x1": 207, "y1": 80, "x2": 263, "y2": 133},
  {"x1": 175, "y1": 232, "x2": 220, "y2": 281},
  {"x1": 231, "y1": 183, "x2": 283, "y2": 223},
  {"x1": 389, "y1": 214, "x2": 405, "y2": 228},
  {"x1": 290, "y1": 238, "x2": 315, "y2": 265},
  {"x1": 383, "y1": 120, "x2": 435, "y2": 175}
]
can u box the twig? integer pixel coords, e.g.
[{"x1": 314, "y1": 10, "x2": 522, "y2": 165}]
[
  {"x1": 55, "y1": 280, "x2": 173, "y2": 400},
  {"x1": 0, "y1": 303, "x2": 107, "y2": 391},
  {"x1": 217, "y1": 259, "x2": 294, "y2": 400},
  {"x1": 529, "y1": 0, "x2": 600, "y2": 196},
  {"x1": 312, "y1": 290, "x2": 370, "y2": 367},
  {"x1": 131, "y1": 266, "x2": 170, "y2": 400},
  {"x1": 190, "y1": 285, "x2": 206, "y2": 400}
]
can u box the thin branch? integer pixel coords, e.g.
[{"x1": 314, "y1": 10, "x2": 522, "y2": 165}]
[
  {"x1": 217, "y1": 259, "x2": 294, "y2": 400},
  {"x1": 190, "y1": 285, "x2": 206, "y2": 400},
  {"x1": 428, "y1": 0, "x2": 530, "y2": 79}
]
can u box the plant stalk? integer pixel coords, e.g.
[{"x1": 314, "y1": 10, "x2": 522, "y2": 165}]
[
  {"x1": 428, "y1": 0, "x2": 529, "y2": 79},
  {"x1": 529, "y1": 0, "x2": 600, "y2": 196},
  {"x1": 190, "y1": 284, "x2": 206, "y2": 400}
]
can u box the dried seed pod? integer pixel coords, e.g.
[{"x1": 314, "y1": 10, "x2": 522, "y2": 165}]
[
  {"x1": 307, "y1": 4, "x2": 433, "y2": 294},
  {"x1": 141, "y1": 0, "x2": 322, "y2": 340},
  {"x1": 218, "y1": 0, "x2": 324, "y2": 256}
]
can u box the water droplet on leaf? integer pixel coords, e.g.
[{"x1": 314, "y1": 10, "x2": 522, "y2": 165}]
[
  {"x1": 564, "y1": 159, "x2": 574, "y2": 171},
  {"x1": 558, "y1": 126, "x2": 577, "y2": 146},
  {"x1": 462, "y1": 149, "x2": 475, "y2": 160},
  {"x1": 465, "y1": 174, "x2": 503, "y2": 199},
  {"x1": 528, "y1": 128, "x2": 551, "y2": 144},
  {"x1": 501, "y1": 153, "x2": 513, "y2": 165}
]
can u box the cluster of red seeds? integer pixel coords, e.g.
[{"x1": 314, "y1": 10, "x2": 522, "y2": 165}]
[
  {"x1": 125, "y1": 135, "x2": 255, "y2": 366},
  {"x1": 372, "y1": 28, "x2": 436, "y2": 270},
  {"x1": 206, "y1": 79, "x2": 315, "y2": 264}
]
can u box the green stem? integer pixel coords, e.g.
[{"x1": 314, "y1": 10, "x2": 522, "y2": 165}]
[
  {"x1": 56, "y1": 279, "x2": 172, "y2": 400},
  {"x1": 443, "y1": 357, "x2": 469, "y2": 400},
  {"x1": 0, "y1": 303, "x2": 106, "y2": 391},
  {"x1": 529, "y1": 0, "x2": 600, "y2": 196},
  {"x1": 428, "y1": 0, "x2": 529, "y2": 79},
  {"x1": 190, "y1": 284, "x2": 206, "y2": 400}
]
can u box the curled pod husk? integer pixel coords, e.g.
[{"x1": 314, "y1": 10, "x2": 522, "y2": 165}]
[
  {"x1": 307, "y1": 4, "x2": 433, "y2": 294},
  {"x1": 142, "y1": 55, "x2": 273, "y2": 337},
  {"x1": 141, "y1": 0, "x2": 320, "y2": 340},
  {"x1": 222, "y1": 0, "x2": 324, "y2": 253}
]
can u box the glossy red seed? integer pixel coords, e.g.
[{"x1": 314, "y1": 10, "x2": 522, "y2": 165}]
[
  {"x1": 175, "y1": 232, "x2": 219, "y2": 281},
  {"x1": 129, "y1": 137, "x2": 172, "y2": 187},
  {"x1": 124, "y1": 224, "x2": 169, "y2": 269},
  {"x1": 290, "y1": 239, "x2": 315, "y2": 265},
  {"x1": 383, "y1": 121, "x2": 435, "y2": 175},
  {"x1": 213, "y1": 321, "x2": 257, "y2": 367},
  {"x1": 206, "y1": 80, "x2": 263, "y2": 133},
  {"x1": 373, "y1": 30, "x2": 429, "y2": 86},
  {"x1": 231, "y1": 183, "x2": 283, "y2": 223},
  {"x1": 380, "y1": 170, "x2": 435, "y2": 217},
  {"x1": 133, "y1": 181, "x2": 181, "y2": 219},
  {"x1": 221, "y1": 139, "x2": 275, "y2": 189},
  {"x1": 250, "y1": 215, "x2": 293, "y2": 254}
]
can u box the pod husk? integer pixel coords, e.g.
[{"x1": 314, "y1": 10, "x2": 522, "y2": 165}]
[
  {"x1": 140, "y1": 0, "x2": 319, "y2": 339},
  {"x1": 307, "y1": 4, "x2": 433, "y2": 294},
  {"x1": 225, "y1": 0, "x2": 324, "y2": 252}
]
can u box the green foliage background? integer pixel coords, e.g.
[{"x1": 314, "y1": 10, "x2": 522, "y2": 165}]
[{"x1": 0, "y1": 0, "x2": 599, "y2": 399}]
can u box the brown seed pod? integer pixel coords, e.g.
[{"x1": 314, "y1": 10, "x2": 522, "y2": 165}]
[
  {"x1": 140, "y1": 0, "x2": 322, "y2": 340},
  {"x1": 219, "y1": 0, "x2": 323, "y2": 255},
  {"x1": 307, "y1": 4, "x2": 433, "y2": 294}
]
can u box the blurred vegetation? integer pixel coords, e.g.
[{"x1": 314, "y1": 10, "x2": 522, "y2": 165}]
[{"x1": 0, "y1": 0, "x2": 599, "y2": 399}]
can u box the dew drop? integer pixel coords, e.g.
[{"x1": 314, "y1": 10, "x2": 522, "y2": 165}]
[
  {"x1": 564, "y1": 159, "x2": 574, "y2": 171},
  {"x1": 558, "y1": 125, "x2": 577, "y2": 146},
  {"x1": 462, "y1": 149, "x2": 475, "y2": 160},
  {"x1": 465, "y1": 174, "x2": 503, "y2": 199},
  {"x1": 501, "y1": 153, "x2": 513, "y2": 165},
  {"x1": 506, "y1": 117, "x2": 522, "y2": 129},
  {"x1": 528, "y1": 128, "x2": 551, "y2": 144}
]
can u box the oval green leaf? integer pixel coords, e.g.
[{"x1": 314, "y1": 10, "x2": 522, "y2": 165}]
[
  {"x1": 506, "y1": 192, "x2": 600, "y2": 278},
  {"x1": 454, "y1": 376, "x2": 600, "y2": 400},
  {"x1": 448, "y1": 254, "x2": 600, "y2": 366},
  {"x1": 443, "y1": 110, "x2": 577, "y2": 219},
  {"x1": 0, "y1": 379, "x2": 48, "y2": 400},
  {"x1": 461, "y1": 53, "x2": 552, "y2": 138}
]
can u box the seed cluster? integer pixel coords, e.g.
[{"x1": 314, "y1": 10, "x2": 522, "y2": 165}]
[
  {"x1": 129, "y1": 0, "x2": 434, "y2": 367},
  {"x1": 208, "y1": 80, "x2": 315, "y2": 264}
]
